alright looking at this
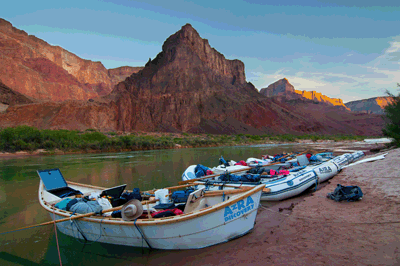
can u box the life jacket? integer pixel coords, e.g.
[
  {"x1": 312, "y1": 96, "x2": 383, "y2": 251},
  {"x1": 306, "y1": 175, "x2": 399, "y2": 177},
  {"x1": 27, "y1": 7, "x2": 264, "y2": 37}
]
[
  {"x1": 269, "y1": 169, "x2": 278, "y2": 175},
  {"x1": 235, "y1": 160, "x2": 248, "y2": 166},
  {"x1": 278, "y1": 170, "x2": 290, "y2": 175}
]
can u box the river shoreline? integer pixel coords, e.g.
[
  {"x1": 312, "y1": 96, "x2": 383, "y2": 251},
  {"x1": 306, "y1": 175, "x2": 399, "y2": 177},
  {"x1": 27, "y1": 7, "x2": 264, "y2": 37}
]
[{"x1": 0, "y1": 139, "x2": 388, "y2": 160}]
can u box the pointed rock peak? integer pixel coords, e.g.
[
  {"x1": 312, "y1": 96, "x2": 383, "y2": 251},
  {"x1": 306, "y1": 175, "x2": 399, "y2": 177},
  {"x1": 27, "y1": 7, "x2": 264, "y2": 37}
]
[
  {"x1": 163, "y1": 23, "x2": 203, "y2": 48},
  {"x1": 270, "y1": 78, "x2": 293, "y2": 87},
  {"x1": 181, "y1": 23, "x2": 196, "y2": 32},
  {"x1": 280, "y1": 78, "x2": 291, "y2": 84},
  {"x1": 178, "y1": 23, "x2": 202, "y2": 41}
]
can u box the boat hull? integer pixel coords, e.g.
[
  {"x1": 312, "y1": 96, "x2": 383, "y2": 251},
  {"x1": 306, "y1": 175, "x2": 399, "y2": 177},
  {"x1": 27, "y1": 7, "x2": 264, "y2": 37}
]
[
  {"x1": 39, "y1": 181, "x2": 263, "y2": 250},
  {"x1": 260, "y1": 170, "x2": 318, "y2": 201},
  {"x1": 313, "y1": 160, "x2": 340, "y2": 183},
  {"x1": 50, "y1": 196, "x2": 259, "y2": 249}
]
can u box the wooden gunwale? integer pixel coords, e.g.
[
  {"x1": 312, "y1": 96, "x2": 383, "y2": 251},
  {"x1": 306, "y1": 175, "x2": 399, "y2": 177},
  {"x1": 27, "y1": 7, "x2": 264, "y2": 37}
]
[
  {"x1": 39, "y1": 182, "x2": 265, "y2": 226},
  {"x1": 66, "y1": 181, "x2": 107, "y2": 190}
]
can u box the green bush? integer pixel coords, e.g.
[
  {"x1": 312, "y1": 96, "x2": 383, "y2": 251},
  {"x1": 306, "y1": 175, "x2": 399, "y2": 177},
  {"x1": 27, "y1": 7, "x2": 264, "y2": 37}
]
[
  {"x1": 12, "y1": 139, "x2": 29, "y2": 151},
  {"x1": 249, "y1": 135, "x2": 261, "y2": 141},
  {"x1": 383, "y1": 85, "x2": 400, "y2": 147},
  {"x1": 81, "y1": 132, "x2": 107, "y2": 142},
  {"x1": 43, "y1": 140, "x2": 57, "y2": 149}
]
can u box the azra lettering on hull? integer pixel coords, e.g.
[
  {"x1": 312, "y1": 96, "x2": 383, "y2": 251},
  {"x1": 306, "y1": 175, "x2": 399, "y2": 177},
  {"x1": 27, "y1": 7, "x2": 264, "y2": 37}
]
[{"x1": 224, "y1": 196, "x2": 255, "y2": 222}]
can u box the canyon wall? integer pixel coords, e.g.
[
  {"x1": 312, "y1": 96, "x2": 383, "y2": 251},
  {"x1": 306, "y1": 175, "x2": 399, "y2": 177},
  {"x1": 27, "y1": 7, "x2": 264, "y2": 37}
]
[
  {"x1": 0, "y1": 22, "x2": 385, "y2": 136},
  {"x1": 0, "y1": 18, "x2": 141, "y2": 102},
  {"x1": 345, "y1": 97, "x2": 394, "y2": 114}
]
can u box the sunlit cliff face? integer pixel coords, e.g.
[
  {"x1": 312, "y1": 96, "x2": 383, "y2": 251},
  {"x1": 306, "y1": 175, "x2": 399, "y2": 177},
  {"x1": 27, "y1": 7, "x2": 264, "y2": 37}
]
[
  {"x1": 294, "y1": 89, "x2": 348, "y2": 109},
  {"x1": 375, "y1": 97, "x2": 394, "y2": 108}
]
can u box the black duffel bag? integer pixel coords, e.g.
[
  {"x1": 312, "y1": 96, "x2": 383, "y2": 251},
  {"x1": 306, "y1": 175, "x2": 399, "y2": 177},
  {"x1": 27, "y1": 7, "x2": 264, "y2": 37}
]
[{"x1": 327, "y1": 184, "x2": 363, "y2": 202}]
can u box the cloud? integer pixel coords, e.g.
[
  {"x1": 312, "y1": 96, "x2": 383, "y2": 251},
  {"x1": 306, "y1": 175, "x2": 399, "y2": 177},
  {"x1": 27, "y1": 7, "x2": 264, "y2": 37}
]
[{"x1": 249, "y1": 36, "x2": 400, "y2": 102}]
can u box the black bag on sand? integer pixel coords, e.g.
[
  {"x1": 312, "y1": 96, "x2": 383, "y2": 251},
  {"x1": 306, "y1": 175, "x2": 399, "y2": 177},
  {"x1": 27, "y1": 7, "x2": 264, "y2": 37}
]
[{"x1": 327, "y1": 184, "x2": 363, "y2": 202}]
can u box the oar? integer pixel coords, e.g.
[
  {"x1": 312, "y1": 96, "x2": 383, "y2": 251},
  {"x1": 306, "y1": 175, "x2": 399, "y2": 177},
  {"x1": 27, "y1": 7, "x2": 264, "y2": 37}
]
[
  {"x1": 192, "y1": 181, "x2": 271, "y2": 193},
  {"x1": 145, "y1": 184, "x2": 196, "y2": 194},
  {"x1": 178, "y1": 152, "x2": 304, "y2": 185},
  {"x1": 0, "y1": 199, "x2": 159, "y2": 235},
  {"x1": 178, "y1": 166, "x2": 252, "y2": 185}
]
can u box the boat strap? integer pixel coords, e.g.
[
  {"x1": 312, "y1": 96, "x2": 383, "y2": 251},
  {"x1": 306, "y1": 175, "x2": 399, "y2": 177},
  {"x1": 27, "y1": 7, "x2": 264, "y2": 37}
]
[
  {"x1": 134, "y1": 219, "x2": 152, "y2": 250},
  {"x1": 313, "y1": 170, "x2": 319, "y2": 191}
]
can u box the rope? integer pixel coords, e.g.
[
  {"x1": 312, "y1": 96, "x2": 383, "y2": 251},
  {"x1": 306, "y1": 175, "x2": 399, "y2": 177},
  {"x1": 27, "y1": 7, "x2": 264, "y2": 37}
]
[
  {"x1": 69, "y1": 211, "x2": 104, "y2": 245},
  {"x1": 134, "y1": 219, "x2": 152, "y2": 251},
  {"x1": 53, "y1": 209, "x2": 63, "y2": 266},
  {"x1": 70, "y1": 212, "x2": 88, "y2": 243}
]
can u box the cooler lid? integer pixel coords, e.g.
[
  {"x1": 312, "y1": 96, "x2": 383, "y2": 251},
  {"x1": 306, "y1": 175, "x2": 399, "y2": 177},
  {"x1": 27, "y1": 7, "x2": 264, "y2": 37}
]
[{"x1": 37, "y1": 168, "x2": 68, "y2": 191}]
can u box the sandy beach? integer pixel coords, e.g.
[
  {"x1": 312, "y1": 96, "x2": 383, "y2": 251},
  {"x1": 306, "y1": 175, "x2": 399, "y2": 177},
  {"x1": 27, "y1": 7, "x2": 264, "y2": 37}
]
[{"x1": 124, "y1": 147, "x2": 400, "y2": 266}]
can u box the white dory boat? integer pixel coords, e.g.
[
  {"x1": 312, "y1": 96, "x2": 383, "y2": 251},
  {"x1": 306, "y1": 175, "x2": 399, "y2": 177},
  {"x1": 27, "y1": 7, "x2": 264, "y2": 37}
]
[{"x1": 38, "y1": 169, "x2": 265, "y2": 250}]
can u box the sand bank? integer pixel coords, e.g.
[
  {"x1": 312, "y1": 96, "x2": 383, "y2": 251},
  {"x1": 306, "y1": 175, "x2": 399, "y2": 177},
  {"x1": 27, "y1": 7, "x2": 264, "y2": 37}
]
[{"x1": 126, "y1": 147, "x2": 399, "y2": 266}]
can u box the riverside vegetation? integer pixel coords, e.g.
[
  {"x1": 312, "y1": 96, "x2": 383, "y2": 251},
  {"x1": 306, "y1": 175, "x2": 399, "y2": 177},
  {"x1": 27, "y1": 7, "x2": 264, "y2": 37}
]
[
  {"x1": 383, "y1": 84, "x2": 400, "y2": 147},
  {"x1": 0, "y1": 126, "x2": 375, "y2": 154}
]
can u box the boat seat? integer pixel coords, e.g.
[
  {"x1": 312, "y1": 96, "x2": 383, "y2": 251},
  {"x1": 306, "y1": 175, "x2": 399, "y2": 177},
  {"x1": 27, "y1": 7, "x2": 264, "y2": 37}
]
[
  {"x1": 37, "y1": 168, "x2": 82, "y2": 198},
  {"x1": 183, "y1": 188, "x2": 207, "y2": 213}
]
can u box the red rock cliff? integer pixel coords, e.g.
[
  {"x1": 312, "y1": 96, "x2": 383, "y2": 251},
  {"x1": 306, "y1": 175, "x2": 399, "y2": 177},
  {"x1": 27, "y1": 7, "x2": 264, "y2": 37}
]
[
  {"x1": 0, "y1": 23, "x2": 385, "y2": 136},
  {"x1": 108, "y1": 23, "x2": 264, "y2": 132},
  {"x1": 0, "y1": 18, "x2": 141, "y2": 102}
]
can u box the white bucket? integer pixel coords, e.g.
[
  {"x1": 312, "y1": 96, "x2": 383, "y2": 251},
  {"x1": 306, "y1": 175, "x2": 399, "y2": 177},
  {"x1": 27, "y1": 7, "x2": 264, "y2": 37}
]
[{"x1": 154, "y1": 189, "x2": 170, "y2": 204}]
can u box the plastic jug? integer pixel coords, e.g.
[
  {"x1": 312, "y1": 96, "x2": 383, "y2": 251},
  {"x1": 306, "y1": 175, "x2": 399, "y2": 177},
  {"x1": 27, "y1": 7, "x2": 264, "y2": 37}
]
[{"x1": 154, "y1": 189, "x2": 170, "y2": 204}]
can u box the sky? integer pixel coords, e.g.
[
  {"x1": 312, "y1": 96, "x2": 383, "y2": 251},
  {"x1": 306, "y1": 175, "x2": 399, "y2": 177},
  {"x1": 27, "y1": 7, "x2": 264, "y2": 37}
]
[{"x1": 2, "y1": 0, "x2": 400, "y2": 103}]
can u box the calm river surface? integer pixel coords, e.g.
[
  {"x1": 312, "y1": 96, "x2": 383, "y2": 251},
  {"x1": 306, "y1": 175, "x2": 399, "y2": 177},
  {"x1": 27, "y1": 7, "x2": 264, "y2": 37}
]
[{"x1": 0, "y1": 143, "x2": 318, "y2": 265}]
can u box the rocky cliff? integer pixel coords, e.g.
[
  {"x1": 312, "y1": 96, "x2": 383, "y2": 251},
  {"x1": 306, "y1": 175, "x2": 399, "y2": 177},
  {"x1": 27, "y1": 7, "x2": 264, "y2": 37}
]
[
  {"x1": 0, "y1": 81, "x2": 34, "y2": 112},
  {"x1": 260, "y1": 78, "x2": 349, "y2": 109},
  {"x1": 345, "y1": 97, "x2": 394, "y2": 114},
  {"x1": 0, "y1": 23, "x2": 385, "y2": 136},
  {"x1": 0, "y1": 18, "x2": 141, "y2": 102},
  {"x1": 294, "y1": 90, "x2": 348, "y2": 109},
  {"x1": 260, "y1": 78, "x2": 295, "y2": 96},
  {"x1": 108, "y1": 23, "x2": 266, "y2": 132}
]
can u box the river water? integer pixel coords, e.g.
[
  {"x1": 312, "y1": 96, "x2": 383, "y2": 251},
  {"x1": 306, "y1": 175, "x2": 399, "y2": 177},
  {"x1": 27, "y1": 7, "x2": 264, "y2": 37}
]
[{"x1": 0, "y1": 143, "x2": 337, "y2": 265}]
